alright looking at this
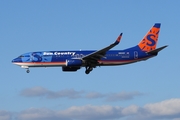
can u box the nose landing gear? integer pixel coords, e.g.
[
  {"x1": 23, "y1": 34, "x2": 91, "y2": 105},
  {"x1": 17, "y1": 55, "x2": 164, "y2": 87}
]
[
  {"x1": 26, "y1": 69, "x2": 30, "y2": 73},
  {"x1": 21, "y1": 66, "x2": 30, "y2": 73}
]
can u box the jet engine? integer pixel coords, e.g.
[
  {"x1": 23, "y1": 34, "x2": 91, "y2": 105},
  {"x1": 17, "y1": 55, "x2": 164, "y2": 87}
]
[
  {"x1": 66, "y1": 59, "x2": 83, "y2": 66},
  {"x1": 62, "y1": 66, "x2": 80, "y2": 71}
]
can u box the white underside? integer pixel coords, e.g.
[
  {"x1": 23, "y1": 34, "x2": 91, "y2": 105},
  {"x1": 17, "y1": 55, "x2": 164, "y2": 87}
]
[{"x1": 13, "y1": 60, "x2": 144, "y2": 68}]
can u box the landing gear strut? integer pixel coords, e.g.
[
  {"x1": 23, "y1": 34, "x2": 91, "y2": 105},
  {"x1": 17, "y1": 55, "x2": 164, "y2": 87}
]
[{"x1": 85, "y1": 66, "x2": 93, "y2": 74}]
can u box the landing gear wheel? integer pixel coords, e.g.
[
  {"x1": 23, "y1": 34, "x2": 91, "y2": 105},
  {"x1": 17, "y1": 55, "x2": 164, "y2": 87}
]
[
  {"x1": 85, "y1": 70, "x2": 90, "y2": 74},
  {"x1": 26, "y1": 69, "x2": 30, "y2": 73},
  {"x1": 85, "y1": 66, "x2": 93, "y2": 74}
]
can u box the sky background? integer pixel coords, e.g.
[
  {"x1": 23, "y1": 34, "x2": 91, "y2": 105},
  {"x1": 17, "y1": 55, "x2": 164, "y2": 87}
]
[{"x1": 0, "y1": 0, "x2": 180, "y2": 120}]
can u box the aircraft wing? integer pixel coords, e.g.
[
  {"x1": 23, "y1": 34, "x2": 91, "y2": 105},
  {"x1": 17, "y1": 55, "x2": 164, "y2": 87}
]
[{"x1": 82, "y1": 33, "x2": 123, "y2": 61}]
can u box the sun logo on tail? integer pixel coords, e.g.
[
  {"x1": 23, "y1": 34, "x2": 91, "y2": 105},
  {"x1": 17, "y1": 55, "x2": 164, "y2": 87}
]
[{"x1": 138, "y1": 24, "x2": 160, "y2": 52}]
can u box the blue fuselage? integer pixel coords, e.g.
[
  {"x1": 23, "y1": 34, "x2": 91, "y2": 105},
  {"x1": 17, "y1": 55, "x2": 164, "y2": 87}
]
[{"x1": 12, "y1": 46, "x2": 154, "y2": 68}]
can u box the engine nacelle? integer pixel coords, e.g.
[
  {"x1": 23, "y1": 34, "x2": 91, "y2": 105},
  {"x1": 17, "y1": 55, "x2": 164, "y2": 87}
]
[
  {"x1": 66, "y1": 59, "x2": 83, "y2": 66},
  {"x1": 62, "y1": 66, "x2": 80, "y2": 71}
]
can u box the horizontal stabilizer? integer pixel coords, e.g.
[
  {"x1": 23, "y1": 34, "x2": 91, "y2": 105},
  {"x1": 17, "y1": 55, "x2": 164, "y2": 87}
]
[{"x1": 146, "y1": 45, "x2": 168, "y2": 55}]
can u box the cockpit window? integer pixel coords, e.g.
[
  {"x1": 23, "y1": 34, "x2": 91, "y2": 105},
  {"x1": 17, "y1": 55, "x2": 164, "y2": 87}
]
[
  {"x1": 18, "y1": 54, "x2": 30, "y2": 58},
  {"x1": 18, "y1": 55, "x2": 24, "y2": 58},
  {"x1": 24, "y1": 55, "x2": 30, "y2": 57}
]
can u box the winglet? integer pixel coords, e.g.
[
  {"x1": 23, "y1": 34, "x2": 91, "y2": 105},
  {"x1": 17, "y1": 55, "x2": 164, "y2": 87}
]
[{"x1": 114, "y1": 33, "x2": 123, "y2": 45}]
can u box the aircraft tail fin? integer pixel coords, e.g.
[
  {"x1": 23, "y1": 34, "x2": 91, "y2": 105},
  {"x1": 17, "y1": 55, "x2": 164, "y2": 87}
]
[{"x1": 138, "y1": 23, "x2": 161, "y2": 52}]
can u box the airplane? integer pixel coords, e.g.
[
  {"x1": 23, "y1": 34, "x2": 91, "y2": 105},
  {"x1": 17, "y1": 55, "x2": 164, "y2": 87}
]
[{"x1": 12, "y1": 23, "x2": 167, "y2": 74}]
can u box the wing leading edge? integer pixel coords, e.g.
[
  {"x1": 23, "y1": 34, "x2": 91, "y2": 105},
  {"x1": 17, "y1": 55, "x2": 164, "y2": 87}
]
[{"x1": 82, "y1": 33, "x2": 123, "y2": 61}]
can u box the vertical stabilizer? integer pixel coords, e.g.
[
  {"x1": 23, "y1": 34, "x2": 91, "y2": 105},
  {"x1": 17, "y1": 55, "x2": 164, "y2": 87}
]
[{"x1": 138, "y1": 23, "x2": 161, "y2": 52}]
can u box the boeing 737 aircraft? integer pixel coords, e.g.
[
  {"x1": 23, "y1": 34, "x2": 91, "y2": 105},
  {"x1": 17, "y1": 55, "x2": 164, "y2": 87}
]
[{"x1": 12, "y1": 23, "x2": 167, "y2": 74}]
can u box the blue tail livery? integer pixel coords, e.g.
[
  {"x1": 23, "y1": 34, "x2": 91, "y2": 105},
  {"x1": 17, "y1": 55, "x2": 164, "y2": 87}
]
[{"x1": 12, "y1": 23, "x2": 167, "y2": 74}]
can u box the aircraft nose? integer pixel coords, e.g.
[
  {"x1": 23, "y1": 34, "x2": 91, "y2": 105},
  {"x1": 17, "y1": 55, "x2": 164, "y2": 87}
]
[{"x1": 12, "y1": 58, "x2": 22, "y2": 63}]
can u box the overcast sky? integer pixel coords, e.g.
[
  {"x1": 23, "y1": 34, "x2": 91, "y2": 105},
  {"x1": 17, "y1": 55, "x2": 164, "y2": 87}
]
[{"x1": 0, "y1": 0, "x2": 180, "y2": 120}]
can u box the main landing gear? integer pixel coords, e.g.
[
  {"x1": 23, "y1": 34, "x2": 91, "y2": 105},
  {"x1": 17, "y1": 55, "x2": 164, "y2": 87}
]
[{"x1": 85, "y1": 66, "x2": 93, "y2": 74}]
